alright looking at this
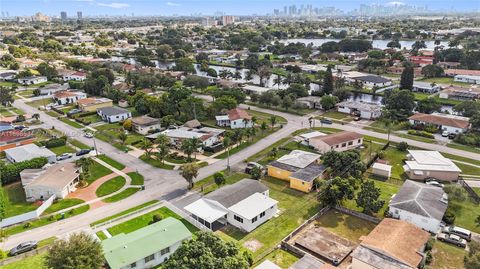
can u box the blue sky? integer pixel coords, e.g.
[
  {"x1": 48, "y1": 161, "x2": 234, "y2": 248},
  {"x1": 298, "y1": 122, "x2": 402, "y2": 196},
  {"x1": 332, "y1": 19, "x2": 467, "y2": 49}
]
[{"x1": 0, "y1": 0, "x2": 478, "y2": 16}]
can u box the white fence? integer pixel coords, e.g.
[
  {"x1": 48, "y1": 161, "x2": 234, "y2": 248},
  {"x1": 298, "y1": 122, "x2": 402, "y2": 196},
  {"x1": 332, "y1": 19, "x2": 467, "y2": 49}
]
[{"x1": 0, "y1": 195, "x2": 56, "y2": 228}]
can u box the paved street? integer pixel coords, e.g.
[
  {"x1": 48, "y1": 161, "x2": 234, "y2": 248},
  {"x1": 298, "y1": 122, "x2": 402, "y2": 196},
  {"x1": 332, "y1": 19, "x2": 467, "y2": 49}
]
[{"x1": 4, "y1": 99, "x2": 480, "y2": 249}]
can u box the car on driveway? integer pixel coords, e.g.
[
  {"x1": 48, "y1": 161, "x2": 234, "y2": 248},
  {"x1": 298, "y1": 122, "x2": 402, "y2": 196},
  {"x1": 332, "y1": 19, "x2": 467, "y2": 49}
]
[
  {"x1": 84, "y1": 132, "x2": 94, "y2": 138},
  {"x1": 437, "y1": 233, "x2": 467, "y2": 248},
  {"x1": 67, "y1": 109, "x2": 82, "y2": 116},
  {"x1": 425, "y1": 179, "x2": 444, "y2": 188},
  {"x1": 441, "y1": 131, "x2": 449, "y2": 137},
  {"x1": 442, "y1": 226, "x2": 472, "y2": 241},
  {"x1": 448, "y1": 133, "x2": 457, "y2": 139},
  {"x1": 57, "y1": 153, "x2": 73, "y2": 161},
  {"x1": 245, "y1": 162, "x2": 265, "y2": 174},
  {"x1": 76, "y1": 149, "x2": 91, "y2": 156},
  {"x1": 320, "y1": 118, "x2": 332, "y2": 125},
  {"x1": 9, "y1": 241, "x2": 38, "y2": 256}
]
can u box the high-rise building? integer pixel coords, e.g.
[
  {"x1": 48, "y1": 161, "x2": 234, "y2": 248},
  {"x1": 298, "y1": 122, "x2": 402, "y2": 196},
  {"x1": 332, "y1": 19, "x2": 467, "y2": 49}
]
[
  {"x1": 77, "y1": 11, "x2": 82, "y2": 20},
  {"x1": 32, "y1": 12, "x2": 51, "y2": 22},
  {"x1": 60, "y1": 11, "x2": 67, "y2": 21},
  {"x1": 221, "y1": 15, "x2": 235, "y2": 26}
]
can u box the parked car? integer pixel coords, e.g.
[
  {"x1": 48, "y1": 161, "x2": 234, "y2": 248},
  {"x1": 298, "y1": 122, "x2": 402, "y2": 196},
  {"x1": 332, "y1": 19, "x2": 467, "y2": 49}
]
[
  {"x1": 441, "y1": 131, "x2": 449, "y2": 137},
  {"x1": 67, "y1": 109, "x2": 82, "y2": 116},
  {"x1": 57, "y1": 153, "x2": 73, "y2": 161},
  {"x1": 9, "y1": 241, "x2": 38, "y2": 256},
  {"x1": 425, "y1": 180, "x2": 444, "y2": 188},
  {"x1": 448, "y1": 133, "x2": 457, "y2": 139},
  {"x1": 437, "y1": 233, "x2": 467, "y2": 248},
  {"x1": 353, "y1": 117, "x2": 361, "y2": 121},
  {"x1": 442, "y1": 226, "x2": 472, "y2": 241},
  {"x1": 84, "y1": 132, "x2": 94, "y2": 138},
  {"x1": 245, "y1": 162, "x2": 265, "y2": 175},
  {"x1": 76, "y1": 149, "x2": 91, "y2": 156},
  {"x1": 320, "y1": 118, "x2": 332, "y2": 125}
]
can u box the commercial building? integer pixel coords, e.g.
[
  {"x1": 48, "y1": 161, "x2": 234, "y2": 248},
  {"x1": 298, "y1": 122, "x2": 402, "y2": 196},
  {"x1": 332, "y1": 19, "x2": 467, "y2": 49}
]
[
  {"x1": 403, "y1": 150, "x2": 461, "y2": 182},
  {"x1": 309, "y1": 131, "x2": 363, "y2": 154}
]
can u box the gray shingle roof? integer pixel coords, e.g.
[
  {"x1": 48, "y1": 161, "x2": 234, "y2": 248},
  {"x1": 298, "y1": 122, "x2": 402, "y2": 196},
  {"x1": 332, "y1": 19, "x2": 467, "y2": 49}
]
[
  {"x1": 389, "y1": 180, "x2": 448, "y2": 221},
  {"x1": 97, "y1": 106, "x2": 130, "y2": 116},
  {"x1": 205, "y1": 179, "x2": 268, "y2": 208},
  {"x1": 290, "y1": 163, "x2": 326, "y2": 182}
]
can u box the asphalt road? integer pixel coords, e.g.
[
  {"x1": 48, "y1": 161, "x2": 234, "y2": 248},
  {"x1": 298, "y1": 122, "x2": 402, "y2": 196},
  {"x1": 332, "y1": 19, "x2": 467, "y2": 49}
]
[{"x1": 4, "y1": 99, "x2": 480, "y2": 249}]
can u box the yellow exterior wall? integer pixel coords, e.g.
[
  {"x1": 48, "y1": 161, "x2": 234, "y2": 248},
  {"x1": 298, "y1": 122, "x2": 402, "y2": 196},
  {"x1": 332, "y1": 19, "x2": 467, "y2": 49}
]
[
  {"x1": 267, "y1": 166, "x2": 292, "y2": 181},
  {"x1": 81, "y1": 101, "x2": 113, "y2": 112},
  {"x1": 289, "y1": 178, "x2": 313, "y2": 193}
]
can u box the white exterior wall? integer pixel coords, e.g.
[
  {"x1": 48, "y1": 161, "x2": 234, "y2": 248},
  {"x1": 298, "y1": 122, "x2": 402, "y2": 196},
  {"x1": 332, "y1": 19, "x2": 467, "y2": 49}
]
[
  {"x1": 63, "y1": 75, "x2": 86, "y2": 81},
  {"x1": 99, "y1": 112, "x2": 132, "y2": 123},
  {"x1": 454, "y1": 76, "x2": 480, "y2": 84},
  {"x1": 337, "y1": 106, "x2": 352, "y2": 114},
  {"x1": 227, "y1": 203, "x2": 277, "y2": 232},
  {"x1": 230, "y1": 119, "x2": 253, "y2": 129},
  {"x1": 441, "y1": 125, "x2": 466, "y2": 134},
  {"x1": 310, "y1": 138, "x2": 363, "y2": 154},
  {"x1": 389, "y1": 207, "x2": 441, "y2": 233},
  {"x1": 25, "y1": 177, "x2": 78, "y2": 202},
  {"x1": 118, "y1": 239, "x2": 186, "y2": 269},
  {"x1": 133, "y1": 123, "x2": 161, "y2": 135},
  {"x1": 18, "y1": 77, "x2": 48, "y2": 85},
  {"x1": 55, "y1": 93, "x2": 87, "y2": 105}
]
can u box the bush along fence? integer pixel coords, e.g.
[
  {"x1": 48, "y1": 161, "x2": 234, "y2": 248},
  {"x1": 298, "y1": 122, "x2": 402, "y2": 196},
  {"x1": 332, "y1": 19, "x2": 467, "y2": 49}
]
[
  {"x1": 459, "y1": 178, "x2": 480, "y2": 204},
  {"x1": 0, "y1": 195, "x2": 56, "y2": 228}
]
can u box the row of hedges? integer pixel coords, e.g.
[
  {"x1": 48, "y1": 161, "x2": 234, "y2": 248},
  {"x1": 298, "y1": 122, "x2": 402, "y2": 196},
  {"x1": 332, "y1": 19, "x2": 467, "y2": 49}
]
[
  {"x1": 0, "y1": 157, "x2": 49, "y2": 184},
  {"x1": 37, "y1": 137, "x2": 67, "y2": 148},
  {"x1": 407, "y1": 130, "x2": 435, "y2": 139}
]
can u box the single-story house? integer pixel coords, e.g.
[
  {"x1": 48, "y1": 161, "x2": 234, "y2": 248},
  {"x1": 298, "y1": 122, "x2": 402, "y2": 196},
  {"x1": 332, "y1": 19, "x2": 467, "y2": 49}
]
[
  {"x1": 97, "y1": 107, "x2": 132, "y2": 123},
  {"x1": 131, "y1": 115, "x2": 161, "y2": 135},
  {"x1": 157, "y1": 126, "x2": 224, "y2": 148},
  {"x1": 267, "y1": 150, "x2": 326, "y2": 193},
  {"x1": 0, "y1": 130, "x2": 36, "y2": 152},
  {"x1": 403, "y1": 150, "x2": 461, "y2": 182},
  {"x1": 389, "y1": 180, "x2": 448, "y2": 233},
  {"x1": 102, "y1": 217, "x2": 192, "y2": 269},
  {"x1": 296, "y1": 131, "x2": 327, "y2": 146},
  {"x1": 409, "y1": 55, "x2": 434, "y2": 67},
  {"x1": 336, "y1": 100, "x2": 382, "y2": 119},
  {"x1": 53, "y1": 91, "x2": 87, "y2": 105},
  {"x1": 371, "y1": 162, "x2": 392, "y2": 178},
  {"x1": 62, "y1": 71, "x2": 87, "y2": 81},
  {"x1": 439, "y1": 85, "x2": 480, "y2": 101},
  {"x1": 408, "y1": 112, "x2": 470, "y2": 134},
  {"x1": 242, "y1": 85, "x2": 273, "y2": 94},
  {"x1": 0, "y1": 71, "x2": 17, "y2": 81},
  {"x1": 20, "y1": 163, "x2": 80, "y2": 202},
  {"x1": 351, "y1": 75, "x2": 392, "y2": 88},
  {"x1": 216, "y1": 108, "x2": 253, "y2": 129},
  {"x1": 295, "y1": 96, "x2": 322, "y2": 109},
  {"x1": 351, "y1": 218, "x2": 430, "y2": 269},
  {"x1": 184, "y1": 179, "x2": 278, "y2": 232},
  {"x1": 454, "y1": 75, "x2": 480, "y2": 85},
  {"x1": 254, "y1": 260, "x2": 282, "y2": 269},
  {"x1": 309, "y1": 131, "x2": 363, "y2": 154},
  {"x1": 412, "y1": 82, "x2": 441, "y2": 93},
  {"x1": 5, "y1": 143, "x2": 56, "y2": 163},
  {"x1": 78, "y1": 97, "x2": 113, "y2": 112},
  {"x1": 17, "y1": 76, "x2": 47, "y2": 85},
  {"x1": 39, "y1": 83, "x2": 68, "y2": 96},
  {"x1": 445, "y1": 69, "x2": 480, "y2": 77}
]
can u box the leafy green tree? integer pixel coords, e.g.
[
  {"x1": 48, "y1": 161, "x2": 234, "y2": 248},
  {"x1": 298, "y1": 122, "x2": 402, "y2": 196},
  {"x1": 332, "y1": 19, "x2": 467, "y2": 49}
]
[
  {"x1": 387, "y1": 40, "x2": 401, "y2": 49},
  {"x1": 140, "y1": 138, "x2": 154, "y2": 158},
  {"x1": 382, "y1": 89, "x2": 415, "y2": 121},
  {"x1": 421, "y1": 64, "x2": 444, "y2": 78},
  {"x1": 465, "y1": 241, "x2": 480, "y2": 269},
  {"x1": 214, "y1": 171, "x2": 226, "y2": 186},
  {"x1": 156, "y1": 44, "x2": 173, "y2": 60},
  {"x1": 45, "y1": 232, "x2": 103, "y2": 269},
  {"x1": 269, "y1": 115, "x2": 277, "y2": 129},
  {"x1": 163, "y1": 232, "x2": 249, "y2": 269},
  {"x1": 323, "y1": 66, "x2": 334, "y2": 94},
  {"x1": 174, "y1": 58, "x2": 195, "y2": 73},
  {"x1": 118, "y1": 133, "x2": 128, "y2": 145},
  {"x1": 0, "y1": 87, "x2": 13, "y2": 107},
  {"x1": 0, "y1": 185, "x2": 6, "y2": 220},
  {"x1": 320, "y1": 95, "x2": 339, "y2": 111},
  {"x1": 154, "y1": 134, "x2": 170, "y2": 165},
  {"x1": 399, "y1": 64, "x2": 414, "y2": 90},
  {"x1": 318, "y1": 177, "x2": 355, "y2": 206},
  {"x1": 444, "y1": 184, "x2": 468, "y2": 202},
  {"x1": 286, "y1": 83, "x2": 308, "y2": 98},
  {"x1": 453, "y1": 101, "x2": 480, "y2": 117},
  {"x1": 356, "y1": 181, "x2": 385, "y2": 215},
  {"x1": 180, "y1": 162, "x2": 199, "y2": 190},
  {"x1": 322, "y1": 150, "x2": 366, "y2": 178},
  {"x1": 282, "y1": 95, "x2": 293, "y2": 111},
  {"x1": 37, "y1": 62, "x2": 57, "y2": 80},
  {"x1": 250, "y1": 166, "x2": 263, "y2": 180},
  {"x1": 416, "y1": 98, "x2": 441, "y2": 114}
]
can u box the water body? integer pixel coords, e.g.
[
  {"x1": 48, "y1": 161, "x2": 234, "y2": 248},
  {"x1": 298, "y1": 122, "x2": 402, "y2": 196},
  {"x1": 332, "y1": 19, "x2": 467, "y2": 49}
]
[{"x1": 279, "y1": 38, "x2": 449, "y2": 50}]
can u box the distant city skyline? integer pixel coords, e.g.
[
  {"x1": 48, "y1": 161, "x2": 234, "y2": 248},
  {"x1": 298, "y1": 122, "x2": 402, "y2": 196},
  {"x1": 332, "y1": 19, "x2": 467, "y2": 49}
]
[{"x1": 0, "y1": 0, "x2": 478, "y2": 17}]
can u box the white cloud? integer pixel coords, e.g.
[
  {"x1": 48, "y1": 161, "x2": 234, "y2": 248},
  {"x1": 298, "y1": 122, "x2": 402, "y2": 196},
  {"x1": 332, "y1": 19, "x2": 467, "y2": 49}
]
[
  {"x1": 166, "y1": 1, "x2": 181, "y2": 6},
  {"x1": 386, "y1": 1, "x2": 405, "y2": 6},
  {"x1": 97, "y1": 2, "x2": 130, "y2": 8}
]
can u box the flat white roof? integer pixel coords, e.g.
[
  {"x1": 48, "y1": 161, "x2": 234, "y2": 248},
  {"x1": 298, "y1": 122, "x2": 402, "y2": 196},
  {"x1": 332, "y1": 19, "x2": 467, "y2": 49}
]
[
  {"x1": 184, "y1": 199, "x2": 228, "y2": 223},
  {"x1": 406, "y1": 150, "x2": 461, "y2": 172},
  {"x1": 254, "y1": 260, "x2": 282, "y2": 269},
  {"x1": 215, "y1": 115, "x2": 229, "y2": 121},
  {"x1": 228, "y1": 193, "x2": 278, "y2": 220},
  {"x1": 372, "y1": 162, "x2": 392, "y2": 172},
  {"x1": 276, "y1": 150, "x2": 320, "y2": 169},
  {"x1": 299, "y1": 131, "x2": 326, "y2": 139},
  {"x1": 242, "y1": 85, "x2": 272, "y2": 93}
]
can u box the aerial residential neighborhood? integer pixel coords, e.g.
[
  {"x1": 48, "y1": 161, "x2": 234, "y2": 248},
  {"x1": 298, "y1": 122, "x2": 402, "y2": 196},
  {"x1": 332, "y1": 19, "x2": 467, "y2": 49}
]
[{"x1": 0, "y1": 1, "x2": 480, "y2": 269}]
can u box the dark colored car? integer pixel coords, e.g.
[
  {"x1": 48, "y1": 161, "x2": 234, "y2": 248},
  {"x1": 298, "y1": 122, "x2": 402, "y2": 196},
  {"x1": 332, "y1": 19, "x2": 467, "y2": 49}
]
[
  {"x1": 245, "y1": 162, "x2": 264, "y2": 174},
  {"x1": 9, "y1": 241, "x2": 38, "y2": 256},
  {"x1": 448, "y1": 133, "x2": 457, "y2": 139},
  {"x1": 67, "y1": 109, "x2": 82, "y2": 116},
  {"x1": 76, "y1": 149, "x2": 91, "y2": 156},
  {"x1": 320, "y1": 118, "x2": 332, "y2": 125},
  {"x1": 13, "y1": 125, "x2": 26, "y2": 130}
]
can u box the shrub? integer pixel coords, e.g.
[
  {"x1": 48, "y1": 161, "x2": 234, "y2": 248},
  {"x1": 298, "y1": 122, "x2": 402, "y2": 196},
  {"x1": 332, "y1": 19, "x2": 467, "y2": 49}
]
[
  {"x1": 377, "y1": 150, "x2": 385, "y2": 159},
  {"x1": 149, "y1": 214, "x2": 162, "y2": 224},
  {"x1": 397, "y1": 142, "x2": 409, "y2": 151},
  {"x1": 45, "y1": 137, "x2": 67, "y2": 148},
  {"x1": 23, "y1": 222, "x2": 32, "y2": 228},
  {"x1": 0, "y1": 157, "x2": 49, "y2": 184},
  {"x1": 425, "y1": 251, "x2": 433, "y2": 265},
  {"x1": 425, "y1": 238, "x2": 435, "y2": 252},
  {"x1": 443, "y1": 210, "x2": 456, "y2": 225},
  {"x1": 407, "y1": 130, "x2": 434, "y2": 139},
  {"x1": 123, "y1": 119, "x2": 132, "y2": 130}
]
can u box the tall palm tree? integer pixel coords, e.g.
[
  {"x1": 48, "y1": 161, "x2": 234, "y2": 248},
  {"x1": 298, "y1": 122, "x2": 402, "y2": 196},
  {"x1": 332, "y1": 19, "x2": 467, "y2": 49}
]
[
  {"x1": 140, "y1": 138, "x2": 154, "y2": 158},
  {"x1": 283, "y1": 72, "x2": 294, "y2": 85},
  {"x1": 180, "y1": 162, "x2": 199, "y2": 190},
  {"x1": 273, "y1": 74, "x2": 282, "y2": 90},
  {"x1": 155, "y1": 134, "x2": 170, "y2": 164},
  {"x1": 269, "y1": 115, "x2": 277, "y2": 130}
]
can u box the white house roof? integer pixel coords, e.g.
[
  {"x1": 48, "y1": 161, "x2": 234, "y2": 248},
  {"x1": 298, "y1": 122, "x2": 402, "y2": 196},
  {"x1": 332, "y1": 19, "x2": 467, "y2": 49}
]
[
  {"x1": 5, "y1": 144, "x2": 55, "y2": 162},
  {"x1": 184, "y1": 199, "x2": 228, "y2": 223},
  {"x1": 162, "y1": 129, "x2": 206, "y2": 139},
  {"x1": 228, "y1": 193, "x2": 278, "y2": 220},
  {"x1": 242, "y1": 85, "x2": 272, "y2": 93},
  {"x1": 372, "y1": 162, "x2": 392, "y2": 172},
  {"x1": 215, "y1": 115, "x2": 229, "y2": 121},
  {"x1": 405, "y1": 150, "x2": 461, "y2": 173},
  {"x1": 254, "y1": 260, "x2": 282, "y2": 269},
  {"x1": 299, "y1": 131, "x2": 326, "y2": 140},
  {"x1": 276, "y1": 150, "x2": 320, "y2": 169}
]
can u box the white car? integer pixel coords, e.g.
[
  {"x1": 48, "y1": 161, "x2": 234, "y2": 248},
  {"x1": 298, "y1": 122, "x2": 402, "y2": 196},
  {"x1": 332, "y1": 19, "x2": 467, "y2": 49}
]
[
  {"x1": 425, "y1": 180, "x2": 444, "y2": 188},
  {"x1": 442, "y1": 131, "x2": 449, "y2": 137},
  {"x1": 56, "y1": 153, "x2": 73, "y2": 161},
  {"x1": 84, "y1": 132, "x2": 94, "y2": 138}
]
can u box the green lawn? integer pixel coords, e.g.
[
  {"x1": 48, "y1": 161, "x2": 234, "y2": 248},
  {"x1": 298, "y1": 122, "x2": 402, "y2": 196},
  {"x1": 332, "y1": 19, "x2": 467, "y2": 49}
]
[
  {"x1": 48, "y1": 145, "x2": 76, "y2": 155},
  {"x1": 2, "y1": 183, "x2": 38, "y2": 218},
  {"x1": 94, "y1": 123, "x2": 144, "y2": 146},
  {"x1": 246, "y1": 137, "x2": 290, "y2": 163},
  {"x1": 107, "y1": 206, "x2": 198, "y2": 236},
  {"x1": 139, "y1": 154, "x2": 174, "y2": 170},
  {"x1": 322, "y1": 111, "x2": 352, "y2": 120},
  {"x1": 95, "y1": 176, "x2": 126, "y2": 197},
  {"x1": 97, "y1": 154, "x2": 126, "y2": 170},
  {"x1": 448, "y1": 198, "x2": 480, "y2": 234},
  {"x1": 447, "y1": 143, "x2": 480, "y2": 155},
  {"x1": 418, "y1": 77, "x2": 469, "y2": 86},
  {"x1": 96, "y1": 231, "x2": 108, "y2": 240},
  {"x1": 69, "y1": 139, "x2": 91, "y2": 150},
  {"x1": 194, "y1": 172, "x2": 249, "y2": 194},
  {"x1": 381, "y1": 147, "x2": 407, "y2": 181},
  {"x1": 215, "y1": 128, "x2": 279, "y2": 159},
  {"x1": 44, "y1": 198, "x2": 84, "y2": 214},
  {"x1": 87, "y1": 160, "x2": 113, "y2": 184},
  {"x1": 45, "y1": 110, "x2": 61, "y2": 117},
  {"x1": 26, "y1": 98, "x2": 53, "y2": 108},
  {"x1": 216, "y1": 177, "x2": 320, "y2": 258},
  {"x1": 454, "y1": 162, "x2": 480, "y2": 176},
  {"x1": 90, "y1": 200, "x2": 159, "y2": 226},
  {"x1": 396, "y1": 133, "x2": 436, "y2": 144},
  {"x1": 0, "y1": 253, "x2": 47, "y2": 269},
  {"x1": 316, "y1": 209, "x2": 377, "y2": 243},
  {"x1": 430, "y1": 240, "x2": 466, "y2": 269},
  {"x1": 255, "y1": 249, "x2": 299, "y2": 269},
  {"x1": 127, "y1": 172, "x2": 144, "y2": 185},
  {"x1": 103, "y1": 188, "x2": 140, "y2": 203},
  {"x1": 0, "y1": 81, "x2": 20, "y2": 87},
  {"x1": 58, "y1": 117, "x2": 84, "y2": 128},
  {"x1": 247, "y1": 109, "x2": 287, "y2": 125}
]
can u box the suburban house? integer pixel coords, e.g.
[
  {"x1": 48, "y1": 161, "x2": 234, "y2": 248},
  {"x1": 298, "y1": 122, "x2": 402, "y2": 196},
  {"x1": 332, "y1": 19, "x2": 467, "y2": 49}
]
[
  {"x1": 131, "y1": 115, "x2": 161, "y2": 135},
  {"x1": 454, "y1": 74, "x2": 480, "y2": 85},
  {"x1": 409, "y1": 55, "x2": 434, "y2": 66},
  {"x1": 445, "y1": 69, "x2": 480, "y2": 77},
  {"x1": 389, "y1": 180, "x2": 448, "y2": 233},
  {"x1": 53, "y1": 90, "x2": 87, "y2": 105},
  {"x1": 296, "y1": 131, "x2": 327, "y2": 146},
  {"x1": 403, "y1": 150, "x2": 461, "y2": 182},
  {"x1": 17, "y1": 76, "x2": 47, "y2": 85},
  {"x1": 439, "y1": 85, "x2": 480, "y2": 101},
  {"x1": 156, "y1": 126, "x2": 224, "y2": 148},
  {"x1": 97, "y1": 107, "x2": 132, "y2": 123},
  {"x1": 0, "y1": 130, "x2": 36, "y2": 152},
  {"x1": 184, "y1": 179, "x2": 278, "y2": 232},
  {"x1": 412, "y1": 82, "x2": 441, "y2": 93},
  {"x1": 39, "y1": 83, "x2": 68, "y2": 96},
  {"x1": 408, "y1": 112, "x2": 470, "y2": 134},
  {"x1": 78, "y1": 97, "x2": 113, "y2": 112},
  {"x1": 267, "y1": 150, "x2": 326, "y2": 193},
  {"x1": 61, "y1": 70, "x2": 87, "y2": 81},
  {"x1": 351, "y1": 218, "x2": 430, "y2": 269},
  {"x1": 5, "y1": 143, "x2": 56, "y2": 163},
  {"x1": 309, "y1": 131, "x2": 363, "y2": 154},
  {"x1": 20, "y1": 163, "x2": 80, "y2": 202},
  {"x1": 0, "y1": 71, "x2": 17, "y2": 81},
  {"x1": 351, "y1": 75, "x2": 392, "y2": 88},
  {"x1": 295, "y1": 96, "x2": 322, "y2": 109},
  {"x1": 216, "y1": 108, "x2": 253, "y2": 129},
  {"x1": 102, "y1": 217, "x2": 192, "y2": 269},
  {"x1": 336, "y1": 100, "x2": 382, "y2": 120}
]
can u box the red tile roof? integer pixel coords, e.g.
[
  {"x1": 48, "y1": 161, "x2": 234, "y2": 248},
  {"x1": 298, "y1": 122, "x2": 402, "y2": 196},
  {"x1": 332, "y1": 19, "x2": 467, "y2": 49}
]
[
  {"x1": 227, "y1": 108, "x2": 251, "y2": 121},
  {"x1": 409, "y1": 113, "x2": 470, "y2": 129},
  {"x1": 0, "y1": 130, "x2": 34, "y2": 143},
  {"x1": 445, "y1": 69, "x2": 480, "y2": 76}
]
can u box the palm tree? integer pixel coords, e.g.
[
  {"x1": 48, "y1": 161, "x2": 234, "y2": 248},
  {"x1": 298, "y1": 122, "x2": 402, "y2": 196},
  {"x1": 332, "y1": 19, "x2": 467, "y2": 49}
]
[
  {"x1": 180, "y1": 163, "x2": 199, "y2": 190},
  {"x1": 219, "y1": 69, "x2": 233, "y2": 79},
  {"x1": 282, "y1": 72, "x2": 294, "y2": 85},
  {"x1": 269, "y1": 115, "x2": 277, "y2": 130},
  {"x1": 155, "y1": 134, "x2": 170, "y2": 164},
  {"x1": 181, "y1": 138, "x2": 201, "y2": 161},
  {"x1": 257, "y1": 65, "x2": 272, "y2": 87},
  {"x1": 233, "y1": 70, "x2": 242, "y2": 80},
  {"x1": 245, "y1": 69, "x2": 256, "y2": 81},
  {"x1": 273, "y1": 74, "x2": 282, "y2": 90},
  {"x1": 140, "y1": 138, "x2": 154, "y2": 158},
  {"x1": 118, "y1": 133, "x2": 128, "y2": 145},
  {"x1": 32, "y1": 113, "x2": 40, "y2": 120},
  {"x1": 223, "y1": 136, "x2": 231, "y2": 171},
  {"x1": 75, "y1": 157, "x2": 94, "y2": 184}
]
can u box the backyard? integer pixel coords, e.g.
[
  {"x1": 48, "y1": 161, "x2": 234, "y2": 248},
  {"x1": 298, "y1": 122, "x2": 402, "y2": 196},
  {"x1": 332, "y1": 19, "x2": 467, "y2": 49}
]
[
  {"x1": 316, "y1": 209, "x2": 377, "y2": 243},
  {"x1": 2, "y1": 183, "x2": 38, "y2": 218},
  {"x1": 94, "y1": 123, "x2": 144, "y2": 151},
  {"x1": 429, "y1": 240, "x2": 466, "y2": 269}
]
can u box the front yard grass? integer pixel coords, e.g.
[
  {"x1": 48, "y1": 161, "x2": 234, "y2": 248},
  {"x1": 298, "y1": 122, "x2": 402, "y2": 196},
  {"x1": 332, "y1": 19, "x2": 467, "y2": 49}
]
[
  {"x1": 26, "y1": 98, "x2": 53, "y2": 108},
  {"x1": 447, "y1": 143, "x2": 480, "y2": 155},
  {"x1": 103, "y1": 188, "x2": 140, "y2": 203},
  {"x1": 2, "y1": 182, "x2": 39, "y2": 218},
  {"x1": 69, "y1": 139, "x2": 91, "y2": 149},
  {"x1": 430, "y1": 240, "x2": 466, "y2": 269},
  {"x1": 448, "y1": 198, "x2": 480, "y2": 234},
  {"x1": 127, "y1": 172, "x2": 144, "y2": 185},
  {"x1": 139, "y1": 154, "x2": 174, "y2": 170},
  {"x1": 316, "y1": 209, "x2": 377, "y2": 243},
  {"x1": 95, "y1": 176, "x2": 126, "y2": 197},
  {"x1": 107, "y1": 206, "x2": 198, "y2": 236},
  {"x1": 194, "y1": 171, "x2": 249, "y2": 194},
  {"x1": 94, "y1": 123, "x2": 144, "y2": 146},
  {"x1": 215, "y1": 128, "x2": 279, "y2": 159},
  {"x1": 43, "y1": 198, "x2": 84, "y2": 214},
  {"x1": 322, "y1": 111, "x2": 352, "y2": 120},
  {"x1": 454, "y1": 162, "x2": 480, "y2": 176},
  {"x1": 58, "y1": 117, "x2": 84, "y2": 128},
  {"x1": 97, "y1": 154, "x2": 126, "y2": 170},
  {"x1": 48, "y1": 145, "x2": 76, "y2": 155},
  {"x1": 0, "y1": 252, "x2": 47, "y2": 269},
  {"x1": 90, "y1": 200, "x2": 159, "y2": 226},
  {"x1": 215, "y1": 177, "x2": 320, "y2": 258},
  {"x1": 87, "y1": 161, "x2": 112, "y2": 184}
]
